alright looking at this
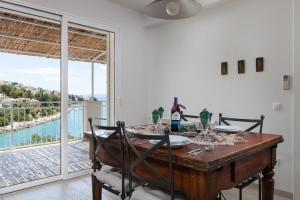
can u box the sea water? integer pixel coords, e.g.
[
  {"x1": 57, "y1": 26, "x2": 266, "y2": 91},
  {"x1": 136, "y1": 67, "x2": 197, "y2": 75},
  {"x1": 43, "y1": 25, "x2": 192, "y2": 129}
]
[{"x1": 0, "y1": 106, "x2": 107, "y2": 149}]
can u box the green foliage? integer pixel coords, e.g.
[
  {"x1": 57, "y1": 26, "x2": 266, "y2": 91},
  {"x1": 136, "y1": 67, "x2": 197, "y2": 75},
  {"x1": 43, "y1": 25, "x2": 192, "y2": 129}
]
[
  {"x1": 0, "y1": 118, "x2": 9, "y2": 126},
  {"x1": 0, "y1": 83, "x2": 62, "y2": 127},
  {"x1": 34, "y1": 88, "x2": 60, "y2": 102},
  {"x1": 0, "y1": 84, "x2": 35, "y2": 99},
  {"x1": 31, "y1": 133, "x2": 42, "y2": 144},
  {"x1": 31, "y1": 133, "x2": 57, "y2": 144}
]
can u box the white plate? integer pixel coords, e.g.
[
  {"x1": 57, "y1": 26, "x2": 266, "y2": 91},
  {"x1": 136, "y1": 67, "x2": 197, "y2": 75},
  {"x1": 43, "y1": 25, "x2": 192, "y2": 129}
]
[
  {"x1": 149, "y1": 135, "x2": 191, "y2": 148},
  {"x1": 213, "y1": 125, "x2": 242, "y2": 133},
  {"x1": 93, "y1": 130, "x2": 114, "y2": 138}
]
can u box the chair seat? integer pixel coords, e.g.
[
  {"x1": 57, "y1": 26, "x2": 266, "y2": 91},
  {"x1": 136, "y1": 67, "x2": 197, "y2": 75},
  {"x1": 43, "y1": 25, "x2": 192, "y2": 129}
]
[
  {"x1": 94, "y1": 165, "x2": 129, "y2": 192},
  {"x1": 130, "y1": 186, "x2": 185, "y2": 200}
]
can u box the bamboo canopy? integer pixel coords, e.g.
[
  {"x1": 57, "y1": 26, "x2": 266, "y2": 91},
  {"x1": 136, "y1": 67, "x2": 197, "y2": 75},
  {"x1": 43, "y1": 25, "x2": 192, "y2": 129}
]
[{"x1": 0, "y1": 11, "x2": 107, "y2": 64}]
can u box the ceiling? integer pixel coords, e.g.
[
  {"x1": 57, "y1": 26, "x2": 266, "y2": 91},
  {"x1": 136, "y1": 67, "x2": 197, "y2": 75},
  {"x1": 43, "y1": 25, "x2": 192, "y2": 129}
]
[{"x1": 108, "y1": 0, "x2": 227, "y2": 13}]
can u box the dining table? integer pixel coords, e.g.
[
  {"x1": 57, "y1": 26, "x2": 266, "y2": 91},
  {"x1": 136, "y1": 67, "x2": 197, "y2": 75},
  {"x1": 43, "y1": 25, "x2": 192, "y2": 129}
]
[{"x1": 84, "y1": 125, "x2": 283, "y2": 200}]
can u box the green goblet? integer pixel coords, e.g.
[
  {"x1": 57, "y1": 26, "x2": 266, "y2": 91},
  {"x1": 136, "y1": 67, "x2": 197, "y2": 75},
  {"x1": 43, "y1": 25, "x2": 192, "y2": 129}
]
[{"x1": 152, "y1": 110, "x2": 160, "y2": 133}]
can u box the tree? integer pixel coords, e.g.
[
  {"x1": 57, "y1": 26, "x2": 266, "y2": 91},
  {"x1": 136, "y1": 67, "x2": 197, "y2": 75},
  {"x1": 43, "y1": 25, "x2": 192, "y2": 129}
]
[
  {"x1": 27, "y1": 90, "x2": 33, "y2": 99},
  {"x1": 0, "y1": 84, "x2": 13, "y2": 97}
]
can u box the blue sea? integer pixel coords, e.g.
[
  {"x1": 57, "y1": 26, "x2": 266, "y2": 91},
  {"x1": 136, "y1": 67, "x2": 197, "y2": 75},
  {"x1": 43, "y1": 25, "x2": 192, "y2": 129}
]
[{"x1": 0, "y1": 102, "x2": 107, "y2": 149}]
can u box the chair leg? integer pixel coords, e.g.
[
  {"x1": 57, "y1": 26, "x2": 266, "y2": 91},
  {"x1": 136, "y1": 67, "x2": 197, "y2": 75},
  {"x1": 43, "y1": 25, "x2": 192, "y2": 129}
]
[
  {"x1": 258, "y1": 176, "x2": 262, "y2": 200},
  {"x1": 216, "y1": 192, "x2": 226, "y2": 200},
  {"x1": 92, "y1": 174, "x2": 102, "y2": 200},
  {"x1": 239, "y1": 188, "x2": 242, "y2": 200}
]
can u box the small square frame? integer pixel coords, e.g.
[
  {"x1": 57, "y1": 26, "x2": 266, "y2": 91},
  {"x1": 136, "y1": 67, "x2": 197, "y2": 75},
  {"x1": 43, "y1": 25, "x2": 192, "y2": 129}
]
[
  {"x1": 221, "y1": 62, "x2": 228, "y2": 75},
  {"x1": 238, "y1": 60, "x2": 245, "y2": 74},
  {"x1": 256, "y1": 57, "x2": 264, "y2": 72}
]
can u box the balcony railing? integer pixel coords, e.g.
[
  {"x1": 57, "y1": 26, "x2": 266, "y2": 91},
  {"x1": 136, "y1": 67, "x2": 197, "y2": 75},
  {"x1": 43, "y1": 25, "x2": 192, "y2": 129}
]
[{"x1": 0, "y1": 101, "x2": 107, "y2": 150}]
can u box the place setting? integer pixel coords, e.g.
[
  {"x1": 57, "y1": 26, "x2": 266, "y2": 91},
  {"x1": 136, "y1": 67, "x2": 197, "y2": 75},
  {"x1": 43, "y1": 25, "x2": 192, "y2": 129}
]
[{"x1": 126, "y1": 100, "x2": 247, "y2": 154}]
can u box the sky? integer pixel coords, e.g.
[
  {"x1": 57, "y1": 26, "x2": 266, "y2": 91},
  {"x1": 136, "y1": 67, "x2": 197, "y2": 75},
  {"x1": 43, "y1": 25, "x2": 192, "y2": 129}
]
[{"x1": 0, "y1": 52, "x2": 107, "y2": 96}]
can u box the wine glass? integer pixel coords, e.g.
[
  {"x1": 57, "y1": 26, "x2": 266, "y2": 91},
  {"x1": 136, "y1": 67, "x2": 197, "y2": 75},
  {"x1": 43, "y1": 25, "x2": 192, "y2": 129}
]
[{"x1": 152, "y1": 113, "x2": 160, "y2": 134}]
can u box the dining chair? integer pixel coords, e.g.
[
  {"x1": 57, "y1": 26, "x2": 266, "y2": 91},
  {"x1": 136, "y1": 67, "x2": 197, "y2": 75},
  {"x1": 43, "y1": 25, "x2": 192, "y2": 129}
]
[
  {"x1": 219, "y1": 113, "x2": 265, "y2": 200},
  {"x1": 88, "y1": 118, "x2": 128, "y2": 200},
  {"x1": 120, "y1": 122, "x2": 185, "y2": 200},
  {"x1": 181, "y1": 113, "x2": 198, "y2": 122}
]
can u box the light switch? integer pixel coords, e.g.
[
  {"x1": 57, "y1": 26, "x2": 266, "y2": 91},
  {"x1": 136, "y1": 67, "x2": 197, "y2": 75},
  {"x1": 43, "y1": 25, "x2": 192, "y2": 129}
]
[{"x1": 272, "y1": 102, "x2": 281, "y2": 111}]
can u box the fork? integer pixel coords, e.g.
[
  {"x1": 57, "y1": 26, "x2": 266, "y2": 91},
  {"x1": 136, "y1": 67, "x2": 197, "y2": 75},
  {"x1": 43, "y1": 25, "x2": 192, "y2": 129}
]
[
  {"x1": 190, "y1": 145, "x2": 214, "y2": 156},
  {"x1": 187, "y1": 147, "x2": 204, "y2": 155}
]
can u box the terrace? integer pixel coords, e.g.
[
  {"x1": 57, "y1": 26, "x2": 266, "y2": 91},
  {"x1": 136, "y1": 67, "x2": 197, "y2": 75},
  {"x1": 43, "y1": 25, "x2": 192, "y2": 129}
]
[
  {"x1": 0, "y1": 101, "x2": 107, "y2": 188},
  {"x1": 0, "y1": 141, "x2": 90, "y2": 188}
]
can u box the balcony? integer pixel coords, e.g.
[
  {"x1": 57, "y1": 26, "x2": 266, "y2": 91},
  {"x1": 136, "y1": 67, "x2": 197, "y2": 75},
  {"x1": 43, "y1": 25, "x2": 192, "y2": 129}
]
[{"x1": 0, "y1": 101, "x2": 107, "y2": 188}]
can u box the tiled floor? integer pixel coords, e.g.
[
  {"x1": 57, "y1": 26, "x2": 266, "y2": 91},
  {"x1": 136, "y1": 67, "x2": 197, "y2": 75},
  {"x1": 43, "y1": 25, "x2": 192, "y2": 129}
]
[
  {"x1": 1, "y1": 175, "x2": 291, "y2": 200},
  {"x1": 0, "y1": 141, "x2": 91, "y2": 188}
]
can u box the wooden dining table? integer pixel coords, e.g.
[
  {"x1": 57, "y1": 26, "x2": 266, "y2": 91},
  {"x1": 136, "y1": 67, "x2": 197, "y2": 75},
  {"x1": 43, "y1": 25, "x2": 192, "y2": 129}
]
[{"x1": 84, "y1": 130, "x2": 283, "y2": 200}]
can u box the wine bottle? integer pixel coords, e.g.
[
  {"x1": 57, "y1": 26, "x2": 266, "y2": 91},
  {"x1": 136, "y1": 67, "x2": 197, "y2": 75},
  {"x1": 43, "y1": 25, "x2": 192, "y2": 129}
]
[{"x1": 171, "y1": 97, "x2": 182, "y2": 132}]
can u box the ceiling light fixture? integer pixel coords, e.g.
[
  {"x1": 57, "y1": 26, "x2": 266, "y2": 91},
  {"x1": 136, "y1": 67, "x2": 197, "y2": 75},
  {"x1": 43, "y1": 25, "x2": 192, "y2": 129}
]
[{"x1": 145, "y1": 0, "x2": 202, "y2": 20}]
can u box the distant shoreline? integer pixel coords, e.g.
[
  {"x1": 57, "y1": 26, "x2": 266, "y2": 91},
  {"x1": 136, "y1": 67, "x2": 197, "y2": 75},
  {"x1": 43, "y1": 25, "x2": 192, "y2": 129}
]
[{"x1": 0, "y1": 107, "x2": 75, "y2": 133}]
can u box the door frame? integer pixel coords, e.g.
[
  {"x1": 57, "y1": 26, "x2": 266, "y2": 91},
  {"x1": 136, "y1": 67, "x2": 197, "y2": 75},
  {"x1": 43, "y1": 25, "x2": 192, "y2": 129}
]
[{"x1": 0, "y1": 0, "x2": 119, "y2": 194}]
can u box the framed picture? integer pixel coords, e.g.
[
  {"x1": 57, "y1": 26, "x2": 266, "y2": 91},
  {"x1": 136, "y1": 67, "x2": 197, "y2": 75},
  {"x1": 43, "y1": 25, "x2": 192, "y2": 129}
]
[
  {"x1": 256, "y1": 57, "x2": 264, "y2": 72},
  {"x1": 238, "y1": 60, "x2": 245, "y2": 74},
  {"x1": 221, "y1": 62, "x2": 228, "y2": 75}
]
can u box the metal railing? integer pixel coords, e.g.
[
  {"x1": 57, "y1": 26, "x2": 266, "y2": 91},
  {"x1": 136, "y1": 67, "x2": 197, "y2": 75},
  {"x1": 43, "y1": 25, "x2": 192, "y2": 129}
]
[{"x1": 0, "y1": 101, "x2": 107, "y2": 150}]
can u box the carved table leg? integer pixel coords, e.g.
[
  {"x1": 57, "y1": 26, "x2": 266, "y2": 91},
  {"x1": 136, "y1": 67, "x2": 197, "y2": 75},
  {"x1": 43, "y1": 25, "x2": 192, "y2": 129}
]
[
  {"x1": 262, "y1": 168, "x2": 275, "y2": 200},
  {"x1": 92, "y1": 174, "x2": 102, "y2": 200}
]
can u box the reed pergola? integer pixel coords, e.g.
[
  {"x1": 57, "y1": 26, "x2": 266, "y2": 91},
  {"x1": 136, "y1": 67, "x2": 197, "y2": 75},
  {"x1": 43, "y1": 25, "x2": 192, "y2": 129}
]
[{"x1": 0, "y1": 11, "x2": 108, "y2": 64}]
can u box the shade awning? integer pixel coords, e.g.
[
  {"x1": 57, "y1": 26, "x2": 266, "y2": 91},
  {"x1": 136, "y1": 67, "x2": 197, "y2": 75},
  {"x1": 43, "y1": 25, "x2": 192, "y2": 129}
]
[{"x1": 0, "y1": 11, "x2": 108, "y2": 64}]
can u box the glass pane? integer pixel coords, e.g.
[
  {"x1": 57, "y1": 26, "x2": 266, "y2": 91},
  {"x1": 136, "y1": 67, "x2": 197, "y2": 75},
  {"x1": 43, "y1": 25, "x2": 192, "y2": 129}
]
[
  {"x1": 0, "y1": 8, "x2": 61, "y2": 188},
  {"x1": 94, "y1": 63, "x2": 108, "y2": 125},
  {"x1": 67, "y1": 23, "x2": 108, "y2": 173}
]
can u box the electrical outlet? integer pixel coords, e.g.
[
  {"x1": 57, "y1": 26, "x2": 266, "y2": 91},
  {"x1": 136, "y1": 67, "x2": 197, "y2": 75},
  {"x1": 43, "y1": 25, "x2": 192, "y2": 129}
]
[{"x1": 272, "y1": 102, "x2": 281, "y2": 111}]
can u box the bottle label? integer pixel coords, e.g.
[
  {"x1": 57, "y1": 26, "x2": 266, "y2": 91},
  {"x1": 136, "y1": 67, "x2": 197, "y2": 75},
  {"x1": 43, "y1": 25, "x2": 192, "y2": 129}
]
[{"x1": 171, "y1": 111, "x2": 180, "y2": 121}]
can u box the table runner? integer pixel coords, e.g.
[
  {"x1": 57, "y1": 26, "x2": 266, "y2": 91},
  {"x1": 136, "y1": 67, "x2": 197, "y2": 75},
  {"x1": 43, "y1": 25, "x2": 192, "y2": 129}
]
[{"x1": 128, "y1": 125, "x2": 247, "y2": 146}]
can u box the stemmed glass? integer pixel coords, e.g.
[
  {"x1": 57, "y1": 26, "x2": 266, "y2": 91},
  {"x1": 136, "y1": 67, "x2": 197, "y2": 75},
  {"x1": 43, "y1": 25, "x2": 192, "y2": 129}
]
[
  {"x1": 152, "y1": 107, "x2": 164, "y2": 134},
  {"x1": 200, "y1": 109, "x2": 212, "y2": 134},
  {"x1": 152, "y1": 110, "x2": 160, "y2": 134},
  {"x1": 157, "y1": 107, "x2": 164, "y2": 126}
]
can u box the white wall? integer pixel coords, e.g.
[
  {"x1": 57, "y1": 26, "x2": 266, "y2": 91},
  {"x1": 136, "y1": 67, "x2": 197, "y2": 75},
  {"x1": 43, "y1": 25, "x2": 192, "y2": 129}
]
[
  {"x1": 146, "y1": 0, "x2": 293, "y2": 192},
  {"x1": 294, "y1": 0, "x2": 300, "y2": 198},
  {"x1": 7, "y1": 0, "x2": 296, "y2": 194},
  {"x1": 16, "y1": 0, "x2": 148, "y2": 125}
]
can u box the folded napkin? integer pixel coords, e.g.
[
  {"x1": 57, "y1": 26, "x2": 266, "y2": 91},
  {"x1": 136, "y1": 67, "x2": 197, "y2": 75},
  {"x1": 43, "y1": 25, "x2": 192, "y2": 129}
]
[{"x1": 200, "y1": 109, "x2": 212, "y2": 130}]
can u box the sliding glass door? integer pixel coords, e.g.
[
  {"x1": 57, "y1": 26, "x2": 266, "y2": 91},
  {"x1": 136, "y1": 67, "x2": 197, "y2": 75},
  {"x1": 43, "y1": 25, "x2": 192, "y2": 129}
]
[
  {"x1": 67, "y1": 23, "x2": 109, "y2": 174},
  {"x1": 0, "y1": 1, "x2": 115, "y2": 194},
  {"x1": 0, "y1": 7, "x2": 62, "y2": 189}
]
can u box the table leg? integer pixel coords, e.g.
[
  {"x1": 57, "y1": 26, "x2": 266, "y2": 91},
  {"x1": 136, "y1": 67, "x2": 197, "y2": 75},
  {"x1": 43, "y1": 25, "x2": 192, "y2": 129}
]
[
  {"x1": 92, "y1": 174, "x2": 102, "y2": 200},
  {"x1": 262, "y1": 167, "x2": 275, "y2": 200}
]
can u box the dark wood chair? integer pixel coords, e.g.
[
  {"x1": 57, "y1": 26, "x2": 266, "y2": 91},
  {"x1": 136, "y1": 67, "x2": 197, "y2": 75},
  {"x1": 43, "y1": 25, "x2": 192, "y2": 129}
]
[
  {"x1": 121, "y1": 122, "x2": 184, "y2": 200},
  {"x1": 219, "y1": 113, "x2": 265, "y2": 200},
  {"x1": 181, "y1": 113, "x2": 199, "y2": 121},
  {"x1": 88, "y1": 118, "x2": 128, "y2": 200}
]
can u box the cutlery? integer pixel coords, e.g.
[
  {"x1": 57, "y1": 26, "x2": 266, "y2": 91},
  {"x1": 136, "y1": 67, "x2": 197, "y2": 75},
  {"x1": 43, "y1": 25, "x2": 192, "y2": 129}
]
[
  {"x1": 190, "y1": 145, "x2": 214, "y2": 156},
  {"x1": 187, "y1": 148, "x2": 204, "y2": 154}
]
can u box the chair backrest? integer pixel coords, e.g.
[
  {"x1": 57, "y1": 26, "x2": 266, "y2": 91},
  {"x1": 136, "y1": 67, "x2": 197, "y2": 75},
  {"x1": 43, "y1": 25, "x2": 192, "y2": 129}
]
[
  {"x1": 120, "y1": 122, "x2": 175, "y2": 200},
  {"x1": 88, "y1": 118, "x2": 127, "y2": 199},
  {"x1": 181, "y1": 114, "x2": 199, "y2": 122},
  {"x1": 88, "y1": 118, "x2": 124, "y2": 171},
  {"x1": 219, "y1": 113, "x2": 265, "y2": 134}
]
